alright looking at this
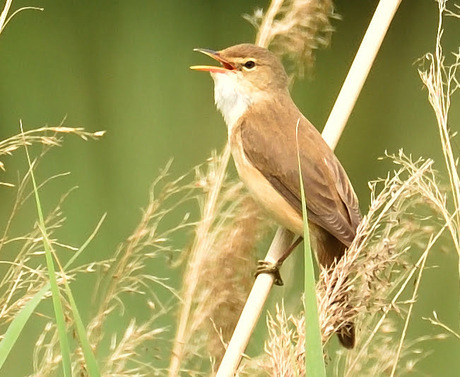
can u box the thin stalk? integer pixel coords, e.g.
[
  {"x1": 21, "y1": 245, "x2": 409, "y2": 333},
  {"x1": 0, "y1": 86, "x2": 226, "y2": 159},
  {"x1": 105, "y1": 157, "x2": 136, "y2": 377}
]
[
  {"x1": 428, "y1": 0, "x2": 460, "y2": 351},
  {"x1": 215, "y1": 228, "x2": 294, "y2": 377},
  {"x1": 57, "y1": 253, "x2": 101, "y2": 377},
  {"x1": 20, "y1": 123, "x2": 72, "y2": 377},
  {"x1": 0, "y1": 0, "x2": 43, "y2": 35},
  {"x1": 0, "y1": 0, "x2": 13, "y2": 33},
  {"x1": 389, "y1": 239, "x2": 430, "y2": 377},
  {"x1": 169, "y1": 144, "x2": 232, "y2": 377},
  {"x1": 0, "y1": 205, "x2": 105, "y2": 369},
  {"x1": 322, "y1": 0, "x2": 403, "y2": 150},
  {"x1": 345, "y1": 225, "x2": 446, "y2": 376},
  {"x1": 255, "y1": 0, "x2": 284, "y2": 48}
]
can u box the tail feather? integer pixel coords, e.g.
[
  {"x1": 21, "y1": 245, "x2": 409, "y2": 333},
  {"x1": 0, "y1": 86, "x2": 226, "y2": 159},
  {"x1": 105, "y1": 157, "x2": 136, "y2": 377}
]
[
  {"x1": 337, "y1": 321, "x2": 355, "y2": 349},
  {"x1": 310, "y1": 222, "x2": 355, "y2": 349}
]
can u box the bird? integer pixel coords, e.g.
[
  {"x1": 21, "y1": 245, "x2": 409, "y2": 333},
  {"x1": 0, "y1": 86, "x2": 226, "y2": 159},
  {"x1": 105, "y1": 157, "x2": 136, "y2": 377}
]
[{"x1": 191, "y1": 43, "x2": 361, "y2": 349}]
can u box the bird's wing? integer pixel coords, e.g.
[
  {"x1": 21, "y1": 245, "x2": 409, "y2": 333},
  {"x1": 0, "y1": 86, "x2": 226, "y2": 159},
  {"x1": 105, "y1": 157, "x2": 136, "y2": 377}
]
[{"x1": 240, "y1": 100, "x2": 361, "y2": 247}]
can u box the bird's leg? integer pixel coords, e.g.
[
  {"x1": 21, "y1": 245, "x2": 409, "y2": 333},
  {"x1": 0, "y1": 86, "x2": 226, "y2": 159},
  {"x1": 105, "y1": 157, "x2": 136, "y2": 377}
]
[
  {"x1": 255, "y1": 236, "x2": 303, "y2": 286},
  {"x1": 277, "y1": 236, "x2": 303, "y2": 264}
]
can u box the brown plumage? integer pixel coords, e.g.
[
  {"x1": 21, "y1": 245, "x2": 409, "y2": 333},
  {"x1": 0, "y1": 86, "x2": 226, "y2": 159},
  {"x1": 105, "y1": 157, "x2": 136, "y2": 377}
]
[
  {"x1": 236, "y1": 95, "x2": 360, "y2": 348},
  {"x1": 192, "y1": 43, "x2": 361, "y2": 348}
]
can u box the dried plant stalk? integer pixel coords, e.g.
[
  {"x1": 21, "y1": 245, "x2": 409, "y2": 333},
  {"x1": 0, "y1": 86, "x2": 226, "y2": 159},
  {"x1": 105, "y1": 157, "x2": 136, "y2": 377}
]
[
  {"x1": 250, "y1": 0, "x2": 336, "y2": 75},
  {"x1": 317, "y1": 154, "x2": 438, "y2": 343},
  {"x1": 168, "y1": 149, "x2": 267, "y2": 376},
  {"x1": 26, "y1": 163, "x2": 194, "y2": 376},
  {"x1": 322, "y1": 0, "x2": 403, "y2": 150},
  {"x1": 1, "y1": 127, "x2": 104, "y2": 326},
  {"x1": 199, "y1": 196, "x2": 267, "y2": 364},
  {"x1": 0, "y1": 0, "x2": 42, "y2": 36},
  {"x1": 263, "y1": 303, "x2": 306, "y2": 377},
  {"x1": 0, "y1": 126, "x2": 105, "y2": 173},
  {"x1": 261, "y1": 153, "x2": 452, "y2": 376},
  {"x1": 418, "y1": 0, "x2": 460, "y2": 261},
  {"x1": 168, "y1": 147, "x2": 231, "y2": 377},
  {"x1": 84, "y1": 166, "x2": 195, "y2": 370}
]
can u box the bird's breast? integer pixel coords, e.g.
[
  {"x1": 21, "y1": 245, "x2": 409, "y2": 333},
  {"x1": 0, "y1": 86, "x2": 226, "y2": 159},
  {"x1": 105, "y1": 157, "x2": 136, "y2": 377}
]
[{"x1": 229, "y1": 122, "x2": 304, "y2": 235}]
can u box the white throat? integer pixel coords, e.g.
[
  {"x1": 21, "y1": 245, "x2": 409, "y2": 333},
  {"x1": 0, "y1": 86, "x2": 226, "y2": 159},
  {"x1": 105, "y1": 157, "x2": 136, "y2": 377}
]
[{"x1": 211, "y1": 72, "x2": 252, "y2": 132}]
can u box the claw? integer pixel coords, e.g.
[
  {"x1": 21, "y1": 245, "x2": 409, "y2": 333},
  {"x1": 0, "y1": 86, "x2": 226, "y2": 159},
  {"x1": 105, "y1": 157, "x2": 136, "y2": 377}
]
[{"x1": 255, "y1": 260, "x2": 284, "y2": 286}]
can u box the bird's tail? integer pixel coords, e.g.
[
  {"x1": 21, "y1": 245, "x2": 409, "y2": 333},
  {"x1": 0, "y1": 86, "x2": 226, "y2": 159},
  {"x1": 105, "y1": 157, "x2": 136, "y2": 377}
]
[
  {"x1": 311, "y1": 224, "x2": 355, "y2": 349},
  {"x1": 337, "y1": 320, "x2": 355, "y2": 349}
]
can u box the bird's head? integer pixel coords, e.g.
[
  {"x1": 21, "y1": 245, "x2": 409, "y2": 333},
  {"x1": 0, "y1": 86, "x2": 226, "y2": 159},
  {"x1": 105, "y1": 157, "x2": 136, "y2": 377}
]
[
  {"x1": 191, "y1": 44, "x2": 289, "y2": 127},
  {"x1": 191, "y1": 43, "x2": 289, "y2": 94}
]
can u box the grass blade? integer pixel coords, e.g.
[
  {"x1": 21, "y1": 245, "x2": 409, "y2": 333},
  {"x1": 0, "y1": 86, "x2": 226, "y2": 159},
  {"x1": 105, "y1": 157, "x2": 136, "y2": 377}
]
[
  {"x1": 296, "y1": 121, "x2": 326, "y2": 377},
  {"x1": 0, "y1": 214, "x2": 106, "y2": 371},
  {"x1": 21, "y1": 124, "x2": 72, "y2": 377},
  {"x1": 56, "y1": 255, "x2": 100, "y2": 376},
  {"x1": 0, "y1": 284, "x2": 50, "y2": 367}
]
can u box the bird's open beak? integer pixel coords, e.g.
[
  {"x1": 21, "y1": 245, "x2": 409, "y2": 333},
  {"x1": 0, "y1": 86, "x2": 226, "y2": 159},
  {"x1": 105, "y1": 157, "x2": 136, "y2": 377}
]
[{"x1": 190, "y1": 48, "x2": 235, "y2": 73}]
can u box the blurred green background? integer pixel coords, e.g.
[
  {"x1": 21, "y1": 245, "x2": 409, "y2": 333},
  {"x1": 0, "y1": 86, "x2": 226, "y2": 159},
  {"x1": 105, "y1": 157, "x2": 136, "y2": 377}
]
[{"x1": 1, "y1": 0, "x2": 459, "y2": 376}]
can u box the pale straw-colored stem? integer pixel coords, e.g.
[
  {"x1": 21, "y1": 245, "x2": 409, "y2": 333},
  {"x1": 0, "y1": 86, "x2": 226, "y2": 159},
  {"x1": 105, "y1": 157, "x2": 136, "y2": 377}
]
[
  {"x1": 216, "y1": 228, "x2": 294, "y2": 377},
  {"x1": 322, "y1": 0, "x2": 403, "y2": 150},
  {"x1": 216, "y1": 1, "x2": 403, "y2": 376},
  {"x1": 389, "y1": 236, "x2": 430, "y2": 377},
  {"x1": 169, "y1": 145, "x2": 232, "y2": 377},
  {"x1": 255, "y1": 0, "x2": 284, "y2": 48},
  {"x1": 0, "y1": 1, "x2": 43, "y2": 35},
  {"x1": 0, "y1": 0, "x2": 13, "y2": 34},
  {"x1": 344, "y1": 226, "x2": 445, "y2": 376}
]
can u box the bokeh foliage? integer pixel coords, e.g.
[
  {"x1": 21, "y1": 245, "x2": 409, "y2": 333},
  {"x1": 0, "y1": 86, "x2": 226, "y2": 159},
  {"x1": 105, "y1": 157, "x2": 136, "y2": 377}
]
[{"x1": 0, "y1": 1, "x2": 459, "y2": 376}]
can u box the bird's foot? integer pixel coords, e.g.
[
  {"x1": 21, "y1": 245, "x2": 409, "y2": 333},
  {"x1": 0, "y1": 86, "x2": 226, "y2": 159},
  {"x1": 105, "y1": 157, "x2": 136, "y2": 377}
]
[{"x1": 255, "y1": 260, "x2": 284, "y2": 286}]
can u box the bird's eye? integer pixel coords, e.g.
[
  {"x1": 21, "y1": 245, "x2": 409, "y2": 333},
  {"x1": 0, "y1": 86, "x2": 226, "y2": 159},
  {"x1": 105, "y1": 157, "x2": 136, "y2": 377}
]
[{"x1": 243, "y1": 60, "x2": 256, "y2": 70}]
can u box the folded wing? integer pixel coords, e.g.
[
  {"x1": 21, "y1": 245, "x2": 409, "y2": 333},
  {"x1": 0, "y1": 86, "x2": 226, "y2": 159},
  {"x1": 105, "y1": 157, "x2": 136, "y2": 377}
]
[{"x1": 240, "y1": 98, "x2": 361, "y2": 247}]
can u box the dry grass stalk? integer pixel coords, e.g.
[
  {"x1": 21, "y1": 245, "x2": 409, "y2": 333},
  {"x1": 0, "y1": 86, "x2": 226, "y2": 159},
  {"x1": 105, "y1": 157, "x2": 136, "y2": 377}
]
[
  {"x1": 26, "y1": 165, "x2": 194, "y2": 376},
  {"x1": 31, "y1": 316, "x2": 169, "y2": 377},
  {"x1": 318, "y1": 153, "x2": 440, "y2": 344},
  {"x1": 0, "y1": 126, "x2": 105, "y2": 175},
  {"x1": 1, "y1": 127, "x2": 104, "y2": 326},
  {"x1": 169, "y1": 147, "x2": 231, "y2": 377},
  {"x1": 82, "y1": 165, "x2": 197, "y2": 375},
  {"x1": 258, "y1": 152, "x2": 453, "y2": 375},
  {"x1": 248, "y1": 0, "x2": 336, "y2": 75},
  {"x1": 263, "y1": 307, "x2": 443, "y2": 377},
  {"x1": 169, "y1": 149, "x2": 267, "y2": 376},
  {"x1": 414, "y1": 0, "x2": 460, "y2": 354},
  {"x1": 199, "y1": 195, "x2": 267, "y2": 364},
  {"x1": 263, "y1": 303, "x2": 305, "y2": 377},
  {"x1": 334, "y1": 155, "x2": 451, "y2": 377},
  {"x1": 1, "y1": 126, "x2": 184, "y2": 376},
  {"x1": 418, "y1": 0, "x2": 460, "y2": 263},
  {"x1": 0, "y1": 0, "x2": 42, "y2": 36}
]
